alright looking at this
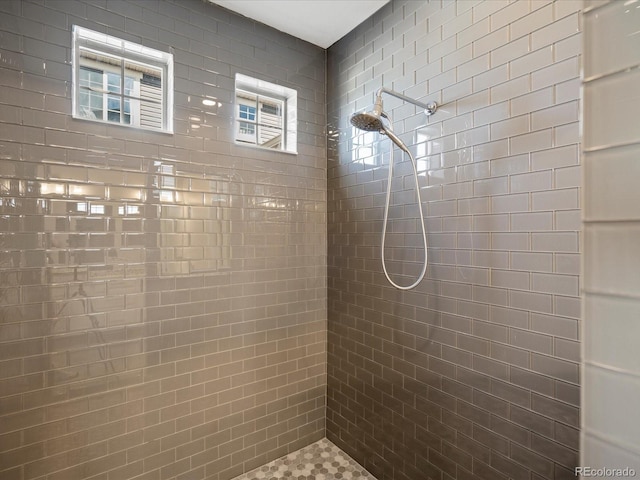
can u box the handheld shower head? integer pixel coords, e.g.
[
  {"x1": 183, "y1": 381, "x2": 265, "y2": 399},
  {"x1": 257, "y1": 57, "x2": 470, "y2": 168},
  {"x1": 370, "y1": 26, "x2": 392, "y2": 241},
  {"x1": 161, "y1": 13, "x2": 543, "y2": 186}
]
[
  {"x1": 350, "y1": 109, "x2": 410, "y2": 154},
  {"x1": 380, "y1": 124, "x2": 410, "y2": 154}
]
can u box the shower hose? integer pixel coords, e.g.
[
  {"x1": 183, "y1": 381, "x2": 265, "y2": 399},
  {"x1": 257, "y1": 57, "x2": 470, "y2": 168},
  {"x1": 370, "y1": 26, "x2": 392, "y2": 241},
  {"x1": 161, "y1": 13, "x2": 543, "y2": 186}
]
[{"x1": 380, "y1": 120, "x2": 428, "y2": 290}]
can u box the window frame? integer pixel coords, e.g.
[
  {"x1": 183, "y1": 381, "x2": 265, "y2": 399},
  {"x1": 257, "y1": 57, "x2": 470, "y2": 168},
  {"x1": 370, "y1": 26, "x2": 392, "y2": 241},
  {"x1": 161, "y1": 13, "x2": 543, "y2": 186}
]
[
  {"x1": 235, "y1": 90, "x2": 285, "y2": 149},
  {"x1": 72, "y1": 25, "x2": 174, "y2": 134},
  {"x1": 234, "y1": 74, "x2": 297, "y2": 154},
  {"x1": 236, "y1": 101, "x2": 258, "y2": 143},
  {"x1": 78, "y1": 58, "x2": 141, "y2": 126}
]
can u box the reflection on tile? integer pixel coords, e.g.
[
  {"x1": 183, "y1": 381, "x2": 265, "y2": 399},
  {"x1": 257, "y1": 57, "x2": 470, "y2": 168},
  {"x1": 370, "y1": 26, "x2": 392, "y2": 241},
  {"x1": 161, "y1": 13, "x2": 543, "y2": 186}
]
[{"x1": 231, "y1": 438, "x2": 377, "y2": 480}]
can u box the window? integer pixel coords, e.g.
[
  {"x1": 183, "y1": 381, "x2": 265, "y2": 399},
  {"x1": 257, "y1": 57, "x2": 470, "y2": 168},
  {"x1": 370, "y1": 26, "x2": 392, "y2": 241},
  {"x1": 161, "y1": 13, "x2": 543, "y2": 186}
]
[
  {"x1": 72, "y1": 26, "x2": 173, "y2": 133},
  {"x1": 238, "y1": 103, "x2": 257, "y2": 137},
  {"x1": 235, "y1": 74, "x2": 297, "y2": 153},
  {"x1": 236, "y1": 91, "x2": 284, "y2": 148}
]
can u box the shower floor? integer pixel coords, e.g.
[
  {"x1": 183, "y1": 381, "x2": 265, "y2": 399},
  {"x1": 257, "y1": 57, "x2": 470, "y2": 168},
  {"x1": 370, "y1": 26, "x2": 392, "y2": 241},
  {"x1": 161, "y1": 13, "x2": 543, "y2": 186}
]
[{"x1": 231, "y1": 438, "x2": 377, "y2": 480}]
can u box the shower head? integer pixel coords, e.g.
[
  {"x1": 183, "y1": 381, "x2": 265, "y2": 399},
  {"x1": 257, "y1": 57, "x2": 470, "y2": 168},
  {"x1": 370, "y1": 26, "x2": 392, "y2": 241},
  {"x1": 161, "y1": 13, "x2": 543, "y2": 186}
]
[
  {"x1": 351, "y1": 87, "x2": 439, "y2": 154},
  {"x1": 350, "y1": 108, "x2": 410, "y2": 154},
  {"x1": 350, "y1": 111, "x2": 385, "y2": 132},
  {"x1": 350, "y1": 89, "x2": 386, "y2": 132}
]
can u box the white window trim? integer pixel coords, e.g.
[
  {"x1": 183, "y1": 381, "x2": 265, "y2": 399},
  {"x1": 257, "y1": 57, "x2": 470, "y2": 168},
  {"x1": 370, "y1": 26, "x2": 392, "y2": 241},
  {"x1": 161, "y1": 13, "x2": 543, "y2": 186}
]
[{"x1": 72, "y1": 25, "x2": 174, "y2": 134}]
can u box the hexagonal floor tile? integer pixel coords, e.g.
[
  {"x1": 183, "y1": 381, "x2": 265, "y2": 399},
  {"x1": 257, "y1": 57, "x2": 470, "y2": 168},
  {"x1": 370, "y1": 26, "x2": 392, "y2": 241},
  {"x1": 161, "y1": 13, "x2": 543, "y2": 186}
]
[{"x1": 231, "y1": 438, "x2": 377, "y2": 480}]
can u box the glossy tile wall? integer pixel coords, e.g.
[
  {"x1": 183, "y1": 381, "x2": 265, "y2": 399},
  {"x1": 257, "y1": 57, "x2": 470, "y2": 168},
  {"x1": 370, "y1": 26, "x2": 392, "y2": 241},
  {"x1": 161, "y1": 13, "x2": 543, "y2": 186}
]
[
  {"x1": 0, "y1": 1, "x2": 326, "y2": 479},
  {"x1": 582, "y1": 0, "x2": 640, "y2": 469},
  {"x1": 327, "y1": 1, "x2": 582, "y2": 479}
]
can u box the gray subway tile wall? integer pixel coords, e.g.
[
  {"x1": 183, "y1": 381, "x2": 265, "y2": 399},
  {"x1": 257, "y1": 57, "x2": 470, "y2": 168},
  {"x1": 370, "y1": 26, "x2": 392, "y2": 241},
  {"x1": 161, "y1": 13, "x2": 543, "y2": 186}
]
[
  {"x1": 0, "y1": 1, "x2": 326, "y2": 479},
  {"x1": 327, "y1": 1, "x2": 581, "y2": 479}
]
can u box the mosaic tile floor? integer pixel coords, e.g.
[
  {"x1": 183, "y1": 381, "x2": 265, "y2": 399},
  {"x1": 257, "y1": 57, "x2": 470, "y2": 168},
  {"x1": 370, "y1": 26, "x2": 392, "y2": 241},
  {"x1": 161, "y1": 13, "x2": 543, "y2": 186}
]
[{"x1": 231, "y1": 438, "x2": 377, "y2": 480}]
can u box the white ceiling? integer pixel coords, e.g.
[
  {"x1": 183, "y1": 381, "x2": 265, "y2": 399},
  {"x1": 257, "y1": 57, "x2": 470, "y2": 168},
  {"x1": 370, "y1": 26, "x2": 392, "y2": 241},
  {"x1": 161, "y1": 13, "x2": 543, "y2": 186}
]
[{"x1": 209, "y1": 0, "x2": 390, "y2": 48}]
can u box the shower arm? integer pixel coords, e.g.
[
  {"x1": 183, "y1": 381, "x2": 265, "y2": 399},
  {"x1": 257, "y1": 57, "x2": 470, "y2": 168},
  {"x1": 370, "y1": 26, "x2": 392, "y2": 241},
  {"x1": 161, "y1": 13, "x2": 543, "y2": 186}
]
[{"x1": 376, "y1": 87, "x2": 438, "y2": 116}]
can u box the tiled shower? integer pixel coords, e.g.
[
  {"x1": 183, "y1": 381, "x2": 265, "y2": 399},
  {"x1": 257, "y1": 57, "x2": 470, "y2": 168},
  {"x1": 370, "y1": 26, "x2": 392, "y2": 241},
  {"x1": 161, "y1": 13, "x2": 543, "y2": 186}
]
[{"x1": 1, "y1": 1, "x2": 639, "y2": 480}]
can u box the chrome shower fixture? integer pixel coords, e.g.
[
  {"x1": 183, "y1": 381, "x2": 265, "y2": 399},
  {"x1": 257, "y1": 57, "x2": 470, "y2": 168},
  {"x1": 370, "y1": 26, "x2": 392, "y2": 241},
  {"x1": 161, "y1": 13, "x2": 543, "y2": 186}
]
[
  {"x1": 375, "y1": 87, "x2": 438, "y2": 116},
  {"x1": 349, "y1": 87, "x2": 439, "y2": 155},
  {"x1": 349, "y1": 87, "x2": 440, "y2": 291},
  {"x1": 350, "y1": 87, "x2": 437, "y2": 133}
]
